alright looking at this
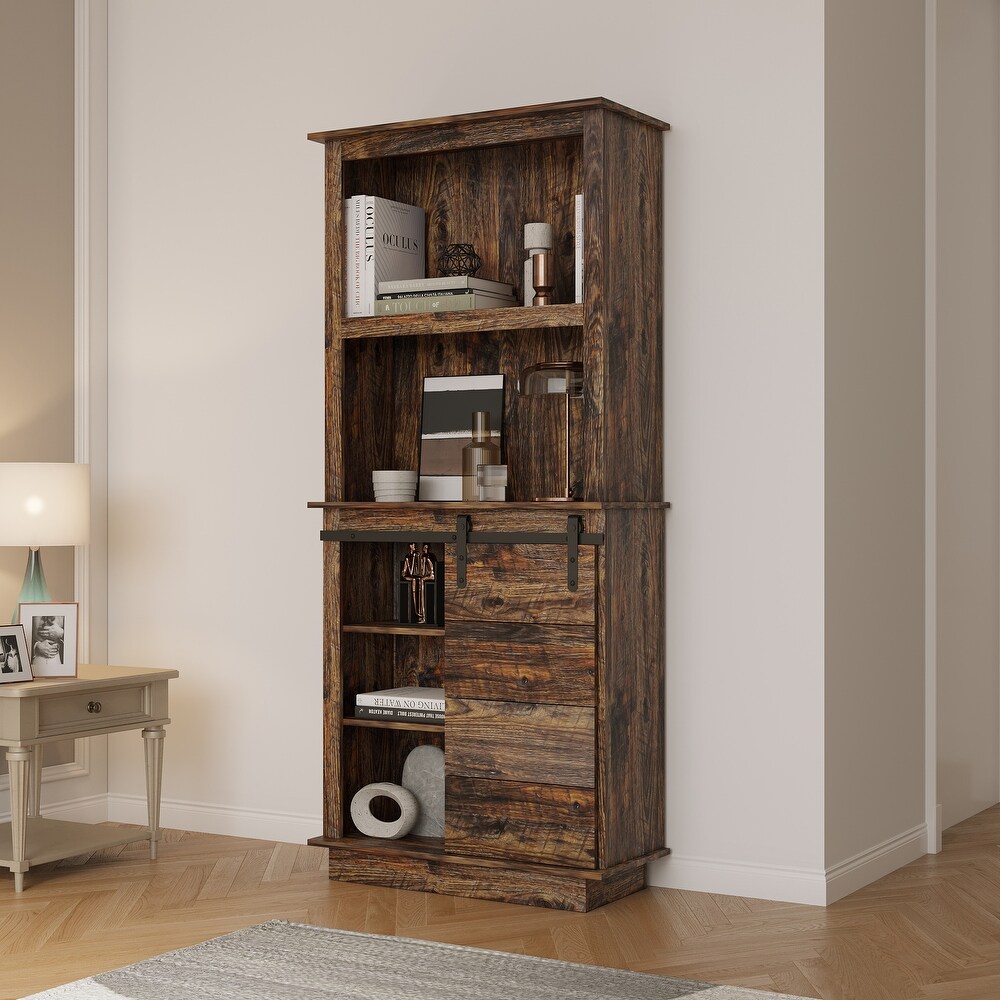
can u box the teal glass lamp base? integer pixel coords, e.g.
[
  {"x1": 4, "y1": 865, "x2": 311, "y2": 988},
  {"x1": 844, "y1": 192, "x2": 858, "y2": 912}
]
[{"x1": 11, "y1": 547, "x2": 51, "y2": 625}]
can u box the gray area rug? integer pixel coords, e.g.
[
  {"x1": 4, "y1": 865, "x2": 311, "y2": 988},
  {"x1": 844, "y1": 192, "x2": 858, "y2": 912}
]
[{"x1": 24, "y1": 919, "x2": 812, "y2": 1000}]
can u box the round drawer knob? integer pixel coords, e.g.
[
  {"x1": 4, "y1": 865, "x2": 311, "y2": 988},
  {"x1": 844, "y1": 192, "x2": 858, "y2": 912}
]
[{"x1": 87, "y1": 701, "x2": 102, "y2": 714}]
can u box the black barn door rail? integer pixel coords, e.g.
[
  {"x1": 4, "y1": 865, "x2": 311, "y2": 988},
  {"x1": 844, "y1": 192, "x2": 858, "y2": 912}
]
[{"x1": 320, "y1": 515, "x2": 604, "y2": 592}]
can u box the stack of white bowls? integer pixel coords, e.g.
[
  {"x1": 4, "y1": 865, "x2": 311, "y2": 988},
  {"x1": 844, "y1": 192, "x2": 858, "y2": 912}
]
[{"x1": 372, "y1": 470, "x2": 418, "y2": 502}]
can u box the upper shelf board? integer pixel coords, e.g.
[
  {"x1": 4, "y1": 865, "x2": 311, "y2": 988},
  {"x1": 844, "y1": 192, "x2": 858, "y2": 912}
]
[{"x1": 308, "y1": 97, "x2": 670, "y2": 145}]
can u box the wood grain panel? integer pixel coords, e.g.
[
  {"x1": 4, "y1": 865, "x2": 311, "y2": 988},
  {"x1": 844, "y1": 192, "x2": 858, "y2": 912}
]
[
  {"x1": 326, "y1": 850, "x2": 595, "y2": 911},
  {"x1": 446, "y1": 698, "x2": 594, "y2": 787},
  {"x1": 445, "y1": 775, "x2": 595, "y2": 867},
  {"x1": 596, "y1": 506, "x2": 666, "y2": 864},
  {"x1": 334, "y1": 111, "x2": 586, "y2": 161},
  {"x1": 445, "y1": 621, "x2": 595, "y2": 705},
  {"x1": 445, "y1": 544, "x2": 595, "y2": 625},
  {"x1": 322, "y1": 508, "x2": 342, "y2": 838},
  {"x1": 602, "y1": 112, "x2": 664, "y2": 501}
]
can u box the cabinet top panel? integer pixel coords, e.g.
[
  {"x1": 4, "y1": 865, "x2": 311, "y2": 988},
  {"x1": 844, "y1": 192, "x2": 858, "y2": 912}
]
[{"x1": 308, "y1": 97, "x2": 670, "y2": 145}]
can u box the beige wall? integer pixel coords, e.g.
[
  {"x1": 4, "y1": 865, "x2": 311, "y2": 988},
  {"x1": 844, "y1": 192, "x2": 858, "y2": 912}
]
[
  {"x1": 0, "y1": 0, "x2": 77, "y2": 780},
  {"x1": 824, "y1": 0, "x2": 927, "y2": 883},
  {"x1": 935, "y1": 0, "x2": 1000, "y2": 830},
  {"x1": 105, "y1": 0, "x2": 834, "y2": 885},
  {"x1": 0, "y1": 0, "x2": 76, "y2": 610}
]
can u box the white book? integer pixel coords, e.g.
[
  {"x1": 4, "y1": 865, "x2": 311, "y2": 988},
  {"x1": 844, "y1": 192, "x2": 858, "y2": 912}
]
[
  {"x1": 575, "y1": 193, "x2": 584, "y2": 304},
  {"x1": 379, "y1": 275, "x2": 514, "y2": 297},
  {"x1": 361, "y1": 196, "x2": 426, "y2": 315},
  {"x1": 344, "y1": 195, "x2": 364, "y2": 317},
  {"x1": 355, "y1": 686, "x2": 445, "y2": 710}
]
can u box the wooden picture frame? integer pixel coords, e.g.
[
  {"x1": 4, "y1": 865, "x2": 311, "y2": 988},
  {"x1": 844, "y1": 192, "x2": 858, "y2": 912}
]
[
  {"x1": 0, "y1": 625, "x2": 32, "y2": 683},
  {"x1": 18, "y1": 602, "x2": 79, "y2": 678}
]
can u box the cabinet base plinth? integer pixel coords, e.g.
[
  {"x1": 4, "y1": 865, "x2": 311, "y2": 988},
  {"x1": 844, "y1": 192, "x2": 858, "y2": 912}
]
[{"x1": 316, "y1": 845, "x2": 655, "y2": 911}]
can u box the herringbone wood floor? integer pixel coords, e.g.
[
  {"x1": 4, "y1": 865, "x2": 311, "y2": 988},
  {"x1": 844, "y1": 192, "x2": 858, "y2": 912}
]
[{"x1": 5, "y1": 806, "x2": 1000, "y2": 999}]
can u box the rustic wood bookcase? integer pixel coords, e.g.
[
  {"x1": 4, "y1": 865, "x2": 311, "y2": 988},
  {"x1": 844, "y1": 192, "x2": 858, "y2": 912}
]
[{"x1": 307, "y1": 98, "x2": 669, "y2": 911}]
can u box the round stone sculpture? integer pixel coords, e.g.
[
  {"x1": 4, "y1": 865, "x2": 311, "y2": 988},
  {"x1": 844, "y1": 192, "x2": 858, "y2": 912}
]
[
  {"x1": 401, "y1": 744, "x2": 445, "y2": 838},
  {"x1": 350, "y1": 782, "x2": 419, "y2": 839}
]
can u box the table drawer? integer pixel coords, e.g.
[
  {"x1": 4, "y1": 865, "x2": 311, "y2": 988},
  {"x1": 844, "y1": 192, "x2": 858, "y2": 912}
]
[{"x1": 38, "y1": 685, "x2": 152, "y2": 736}]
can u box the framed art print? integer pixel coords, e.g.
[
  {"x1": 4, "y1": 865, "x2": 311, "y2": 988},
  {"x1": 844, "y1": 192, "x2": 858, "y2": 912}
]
[
  {"x1": 18, "y1": 602, "x2": 78, "y2": 678},
  {"x1": 0, "y1": 625, "x2": 32, "y2": 683},
  {"x1": 417, "y1": 374, "x2": 504, "y2": 500}
]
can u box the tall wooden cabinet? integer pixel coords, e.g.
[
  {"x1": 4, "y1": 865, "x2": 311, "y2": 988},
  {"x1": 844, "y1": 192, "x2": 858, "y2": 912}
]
[{"x1": 308, "y1": 99, "x2": 669, "y2": 911}]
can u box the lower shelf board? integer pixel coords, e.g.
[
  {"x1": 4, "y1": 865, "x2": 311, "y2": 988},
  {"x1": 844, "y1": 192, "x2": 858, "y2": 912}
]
[
  {"x1": 307, "y1": 833, "x2": 669, "y2": 912},
  {"x1": 0, "y1": 818, "x2": 152, "y2": 870}
]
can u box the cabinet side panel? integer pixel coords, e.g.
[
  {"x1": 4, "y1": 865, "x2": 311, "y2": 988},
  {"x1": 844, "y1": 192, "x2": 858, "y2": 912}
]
[
  {"x1": 322, "y1": 518, "x2": 343, "y2": 838},
  {"x1": 325, "y1": 141, "x2": 345, "y2": 500},
  {"x1": 596, "y1": 507, "x2": 665, "y2": 865},
  {"x1": 580, "y1": 110, "x2": 607, "y2": 501},
  {"x1": 602, "y1": 113, "x2": 664, "y2": 501}
]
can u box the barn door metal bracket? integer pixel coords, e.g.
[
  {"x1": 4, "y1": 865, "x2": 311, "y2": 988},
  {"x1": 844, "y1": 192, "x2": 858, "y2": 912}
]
[{"x1": 454, "y1": 514, "x2": 599, "y2": 591}]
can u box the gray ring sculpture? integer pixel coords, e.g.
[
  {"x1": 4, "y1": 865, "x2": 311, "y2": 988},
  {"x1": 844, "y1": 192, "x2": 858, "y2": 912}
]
[{"x1": 349, "y1": 781, "x2": 419, "y2": 839}]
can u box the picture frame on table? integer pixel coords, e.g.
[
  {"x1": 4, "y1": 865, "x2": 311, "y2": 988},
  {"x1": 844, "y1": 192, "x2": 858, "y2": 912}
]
[
  {"x1": 17, "y1": 602, "x2": 79, "y2": 678},
  {"x1": 0, "y1": 625, "x2": 32, "y2": 683}
]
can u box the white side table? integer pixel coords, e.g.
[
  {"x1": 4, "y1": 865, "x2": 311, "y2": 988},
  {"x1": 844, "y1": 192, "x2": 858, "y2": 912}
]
[{"x1": 0, "y1": 663, "x2": 178, "y2": 891}]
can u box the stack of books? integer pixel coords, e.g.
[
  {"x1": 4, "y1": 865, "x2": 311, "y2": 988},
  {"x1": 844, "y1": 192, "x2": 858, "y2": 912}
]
[
  {"x1": 354, "y1": 686, "x2": 444, "y2": 724},
  {"x1": 375, "y1": 276, "x2": 516, "y2": 316},
  {"x1": 344, "y1": 196, "x2": 426, "y2": 316}
]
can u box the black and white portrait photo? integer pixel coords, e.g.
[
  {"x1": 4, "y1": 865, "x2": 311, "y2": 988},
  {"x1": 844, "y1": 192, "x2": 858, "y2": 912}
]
[
  {"x1": 18, "y1": 602, "x2": 78, "y2": 677},
  {"x1": 0, "y1": 625, "x2": 32, "y2": 683}
]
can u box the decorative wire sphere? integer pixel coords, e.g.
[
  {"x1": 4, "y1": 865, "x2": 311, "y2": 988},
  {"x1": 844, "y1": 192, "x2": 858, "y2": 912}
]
[{"x1": 437, "y1": 244, "x2": 482, "y2": 277}]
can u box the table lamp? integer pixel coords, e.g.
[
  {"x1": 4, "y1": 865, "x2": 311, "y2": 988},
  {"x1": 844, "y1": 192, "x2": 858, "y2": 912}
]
[
  {"x1": 0, "y1": 463, "x2": 90, "y2": 623},
  {"x1": 518, "y1": 361, "x2": 584, "y2": 501}
]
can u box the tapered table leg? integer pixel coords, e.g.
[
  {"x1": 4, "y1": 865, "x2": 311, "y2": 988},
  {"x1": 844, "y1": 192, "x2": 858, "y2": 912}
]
[
  {"x1": 27, "y1": 745, "x2": 41, "y2": 818},
  {"x1": 7, "y1": 747, "x2": 30, "y2": 892},
  {"x1": 142, "y1": 726, "x2": 165, "y2": 860}
]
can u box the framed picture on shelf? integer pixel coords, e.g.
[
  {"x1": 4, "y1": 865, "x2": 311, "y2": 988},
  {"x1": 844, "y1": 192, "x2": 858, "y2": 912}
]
[
  {"x1": 17, "y1": 602, "x2": 79, "y2": 678},
  {"x1": 418, "y1": 374, "x2": 504, "y2": 501},
  {"x1": 0, "y1": 625, "x2": 32, "y2": 683}
]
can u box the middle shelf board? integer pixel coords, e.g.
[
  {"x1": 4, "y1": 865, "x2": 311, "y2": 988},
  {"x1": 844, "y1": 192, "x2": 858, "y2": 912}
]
[{"x1": 337, "y1": 303, "x2": 583, "y2": 340}]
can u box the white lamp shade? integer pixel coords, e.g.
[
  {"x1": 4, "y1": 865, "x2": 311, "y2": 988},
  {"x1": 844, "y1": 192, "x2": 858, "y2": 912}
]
[{"x1": 0, "y1": 463, "x2": 91, "y2": 547}]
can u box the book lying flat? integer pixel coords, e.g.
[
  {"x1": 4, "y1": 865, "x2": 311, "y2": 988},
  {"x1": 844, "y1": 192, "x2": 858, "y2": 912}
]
[
  {"x1": 355, "y1": 686, "x2": 445, "y2": 710},
  {"x1": 374, "y1": 292, "x2": 516, "y2": 315},
  {"x1": 378, "y1": 287, "x2": 516, "y2": 301},
  {"x1": 378, "y1": 275, "x2": 514, "y2": 296},
  {"x1": 355, "y1": 705, "x2": 444, "y2": 723}
]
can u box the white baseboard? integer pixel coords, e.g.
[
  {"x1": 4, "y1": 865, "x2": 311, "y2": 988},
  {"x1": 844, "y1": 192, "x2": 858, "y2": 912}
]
[
  {"x1": 0, "y1": 793, "x2": 109, "y2": 826},
  {"x1": 648, "y1": 853, "x2": 828, "y2": 905},
  {"x1": 824, "y1": 822, "x2": 927, "y2": 903},
  {"x1": 107, "y1": 794, "x2": 322, "y2": 846},
  {"x1": 649, "y1": 822, "x2": 928, "y2": 906}
]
